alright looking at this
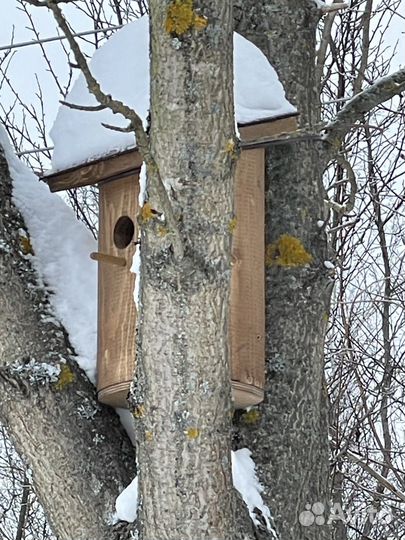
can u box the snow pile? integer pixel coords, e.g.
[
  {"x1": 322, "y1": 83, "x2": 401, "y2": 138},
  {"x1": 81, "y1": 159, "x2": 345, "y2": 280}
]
[
  {"x1": 50, "y1": 15, "x2": 296, "y2": 172},
  {"x1": 115, "y1": 448, "x2": 275, "y2": 533},
  {"x1": 232, "y1": 448, "x2": 277, "y2": 536},
  {"x1": 115, "y1": 475, "x2": 139, "y2": 522},
  {"x1": 0, "y1": 127, "x2": 98, "y2": 382}
]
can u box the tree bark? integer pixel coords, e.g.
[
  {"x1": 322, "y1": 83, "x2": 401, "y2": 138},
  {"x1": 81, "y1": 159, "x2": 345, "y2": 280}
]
[
  {"x1": 131, "y1": 2, "x2": 253, "y2": 539},
  {"x1": 0, "y1": 146, "x2": 135, "y2": 540},
  {"x1": 234, "y1": 3, "x2": 332, "y2": 539}
]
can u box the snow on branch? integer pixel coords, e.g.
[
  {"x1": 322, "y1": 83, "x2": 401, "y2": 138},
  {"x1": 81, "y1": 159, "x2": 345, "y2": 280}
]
[
  {"x1": 311, "y1": 0, "x2": 349, "y2": 11},
  {"x1": 324, "y1": 67, "x2": 405, "y2": 143},
  {"x1": 324, "y1": 155, "x2": 357, "y2": 215}
]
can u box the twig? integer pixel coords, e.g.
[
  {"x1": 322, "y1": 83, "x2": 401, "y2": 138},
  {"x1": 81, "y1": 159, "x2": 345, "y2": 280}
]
[
  {"x1": 101, "y1": 121, "x2": 134, "y2": 132},
  {"x1": 325, "y1": 155, "x2": 357, "y2": 214},
  {"x1": 60, "y1": 100, "x2": 107, "y2": 111},
  {"x1": 24, "y1": 0, "x2": 184, "y2": 260}
]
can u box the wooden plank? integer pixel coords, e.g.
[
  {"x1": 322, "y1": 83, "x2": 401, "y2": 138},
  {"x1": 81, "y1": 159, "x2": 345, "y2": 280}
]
[
  {"x1": 44, "y1": 148, "x2": 143, "y2": 192},
  {"x1": 96, "y1": 174, "x2": 139, "y2": 408},
  {"x1": 239, "y1": 114, "x2": 298, "y2": 142},
  {"x1": 229, "y1": 147, "x2": 265, "y2": 407}
]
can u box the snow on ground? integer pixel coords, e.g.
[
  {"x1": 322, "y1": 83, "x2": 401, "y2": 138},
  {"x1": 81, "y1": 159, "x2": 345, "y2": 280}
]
[
  {"x1": 50, "y1": 15, "x2": 296, "y2": 172},
  {"x1": 115, "y1": 448, "x2": 275, "y2": 535},
  {"x1": 0, "y1": 126, "x2": 98, "y2": 382}
]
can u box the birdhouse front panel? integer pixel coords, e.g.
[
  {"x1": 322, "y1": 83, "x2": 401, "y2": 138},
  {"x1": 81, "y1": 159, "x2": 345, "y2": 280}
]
[
  {"x1": 97, "y1": 174, "x2": 139, "y2": 407},
  {"x1": 43, "y1": 116, "x2": 299, "y2": 411}
]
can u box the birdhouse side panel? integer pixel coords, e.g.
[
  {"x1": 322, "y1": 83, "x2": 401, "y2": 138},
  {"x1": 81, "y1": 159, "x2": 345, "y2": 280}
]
[{"x1": 230, "y1": 148, "x2": 265, "y2": 407}]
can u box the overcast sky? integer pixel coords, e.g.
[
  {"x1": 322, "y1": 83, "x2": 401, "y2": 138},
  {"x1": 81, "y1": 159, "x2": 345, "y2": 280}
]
[{"x1": 0, "y1": 1, "x2": 404, "y2": 168}]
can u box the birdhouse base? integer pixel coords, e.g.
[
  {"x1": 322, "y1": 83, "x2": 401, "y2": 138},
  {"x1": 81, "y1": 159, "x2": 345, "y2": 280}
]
[
  {"x1": 98, "y1": 379, "x2": 264, "y2": 410},
  {"x1": 231, "y1": 381, "x2": 264, "y2": 409},
  {"x1": 98, "y1": 382, "x2": 131, "y2": 409}
]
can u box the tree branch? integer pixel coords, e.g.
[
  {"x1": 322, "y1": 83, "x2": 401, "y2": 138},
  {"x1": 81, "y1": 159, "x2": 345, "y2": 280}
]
[
  {"x1": 324, "y1": 155, "x2": 357, "y2": 215},
  {"x1": 324, "y1": 67, "x2": 405, "y2": 143},
  {"x1": 343, "y1": 448, "x2": 405, "y2": 504},
  {"x1": 23, "y1": 0, "x2": 184, "y2": 260},
  {"x1": 60, "y1": 100, "x2": 107, "y2": 111}
]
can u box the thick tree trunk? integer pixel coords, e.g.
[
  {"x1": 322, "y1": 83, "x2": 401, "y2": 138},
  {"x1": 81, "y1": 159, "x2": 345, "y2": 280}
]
[
  {"x1": 131, "y1": 2, "x2": 253, "y2": 539},
  {"x1": 0, "y1": 146, "x2": 135, "y2": 540},
  {"x1": 234, "y1": 3, "x2": 332, "y2": 539}
]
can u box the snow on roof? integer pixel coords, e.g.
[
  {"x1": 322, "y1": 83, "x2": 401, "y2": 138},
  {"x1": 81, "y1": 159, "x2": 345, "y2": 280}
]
[{"x1": 50, "y1": 16, "x2": 296, "y2": 172}]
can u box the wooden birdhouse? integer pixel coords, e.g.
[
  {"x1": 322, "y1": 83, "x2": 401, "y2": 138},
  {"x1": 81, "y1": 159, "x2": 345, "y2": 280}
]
[{"x1": 43, "y1": 114, "x2": 298, "y2": 409}]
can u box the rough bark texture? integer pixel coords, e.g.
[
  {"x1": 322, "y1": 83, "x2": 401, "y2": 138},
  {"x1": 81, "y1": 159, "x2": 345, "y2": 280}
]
[
  {"x1": 0, "y1": 147, "x2": 135, "y2": 540},
  {"x1": 234, "y1": 2, "x2": 332, "y2": 540},
  {"x1": 131, "y1": 2, "x2": 253, "y2": 539}
]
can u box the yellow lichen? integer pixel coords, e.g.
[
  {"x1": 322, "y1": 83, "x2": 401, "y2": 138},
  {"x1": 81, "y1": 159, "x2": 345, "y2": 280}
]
[
  {"x1": 241, "y1": 409, "x2": 261, "y2": 425},
  {"x1": 145, "y1": 430, "x2": 153, "y2": 442},
  {"x1": 228, "y1": 217, "x2": 237, "y2": 233},
  {"x1": 225, "y1": 138, "x2": 235, "y2": 152},
  {"x1": 185, "y1": 427, "x2": 200, "y2": 439},
  {"x1": 133, "y1": 404, "x2": 145, "y2": 418},
  {"x1": 139, "y1": 202, "x2": 155, "y2": 223},
  {"x1": 266, "y1": 234, "x2": 313, "y2": 267},
  {"x1": 165, "y1": 0, "x2": 207, "y2": 36},
  {"x1": 53, "y1": 363, "x2": 75, "y2": 391},
  {"x1": 165, "y1": 0, "x2": 194, "y2": 35},
  {"x1": 193, "y1": 14, "x2": 208, "y2": 30},
  {"x1": 224, "y1": 138, "x2": 239, "y2": 160},
  {"x1": 19, "y1": 235, "x2": 34, "y2": 255},
  {"x1": 157, "y1": 225, "x2": 169, "y2": 237}
]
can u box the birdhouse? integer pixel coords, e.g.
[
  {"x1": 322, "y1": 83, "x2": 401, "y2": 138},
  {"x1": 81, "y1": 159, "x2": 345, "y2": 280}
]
[{"x1": 43, "y1": 114, "x2": 298, "y2": 409}]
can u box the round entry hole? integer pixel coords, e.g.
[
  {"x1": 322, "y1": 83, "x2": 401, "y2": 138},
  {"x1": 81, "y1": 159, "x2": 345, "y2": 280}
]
[{"x1": 113, "y1": 216, "x2": 135, "y2": 249}]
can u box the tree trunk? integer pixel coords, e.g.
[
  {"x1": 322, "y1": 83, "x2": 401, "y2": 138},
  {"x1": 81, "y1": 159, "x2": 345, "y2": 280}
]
[
  {"x1": 234, "y1": 3, "x2": 332, "y2": 539},
  {"x1": 131, "y1": 2, "x2": 252, "y2": 539},
  {"x1": 0, "y1": 146, "x2": 135, "y2": 540}
]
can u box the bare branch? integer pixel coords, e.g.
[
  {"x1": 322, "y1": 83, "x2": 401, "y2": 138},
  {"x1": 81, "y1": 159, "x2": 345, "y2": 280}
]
[
  {"x1": 321, "y1": 3, "x2": 349, "y2": 13},
  {"x1": 343, "y1": 448, "x2": 405, "y2": 504},
  {"x1": 324, "y1": 67, "x2": 405, "y2": 143},
  {"x1": 60, "y1": 100, "x2": 107, "y2": 111},
  {"x1": 324, "y1": 155, "x2": 357, "y2": 214},
  {"x1": 101, "y1": 121, "x2": 134, "y2": 132}
]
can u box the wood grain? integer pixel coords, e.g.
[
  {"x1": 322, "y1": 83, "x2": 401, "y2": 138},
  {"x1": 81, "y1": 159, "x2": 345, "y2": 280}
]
[
  {"x1": 229, "y1": 147, "x2": 265, "y2": 407},
  {"x1": 96, "y1": 174, "x2": 139, "y2": 407},
  {"x1": 44, "y1": 148, "x2": 143, "y2": 192}
]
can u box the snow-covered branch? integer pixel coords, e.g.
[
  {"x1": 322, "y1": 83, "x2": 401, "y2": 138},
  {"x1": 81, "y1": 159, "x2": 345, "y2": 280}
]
[{"x1": 324, "y1": 67, "x2": 405, "y2": 143}]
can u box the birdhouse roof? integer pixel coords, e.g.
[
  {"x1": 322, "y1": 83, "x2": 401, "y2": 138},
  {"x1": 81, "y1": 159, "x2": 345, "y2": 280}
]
[{"x1": 49, "y1": 15, "x2": 297, "y2": 174}]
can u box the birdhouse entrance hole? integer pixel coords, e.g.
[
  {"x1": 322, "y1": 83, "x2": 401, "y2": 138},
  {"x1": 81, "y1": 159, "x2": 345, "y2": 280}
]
[{"x1": 114, "y1": 216, "x2": 135, "y2": 249}]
